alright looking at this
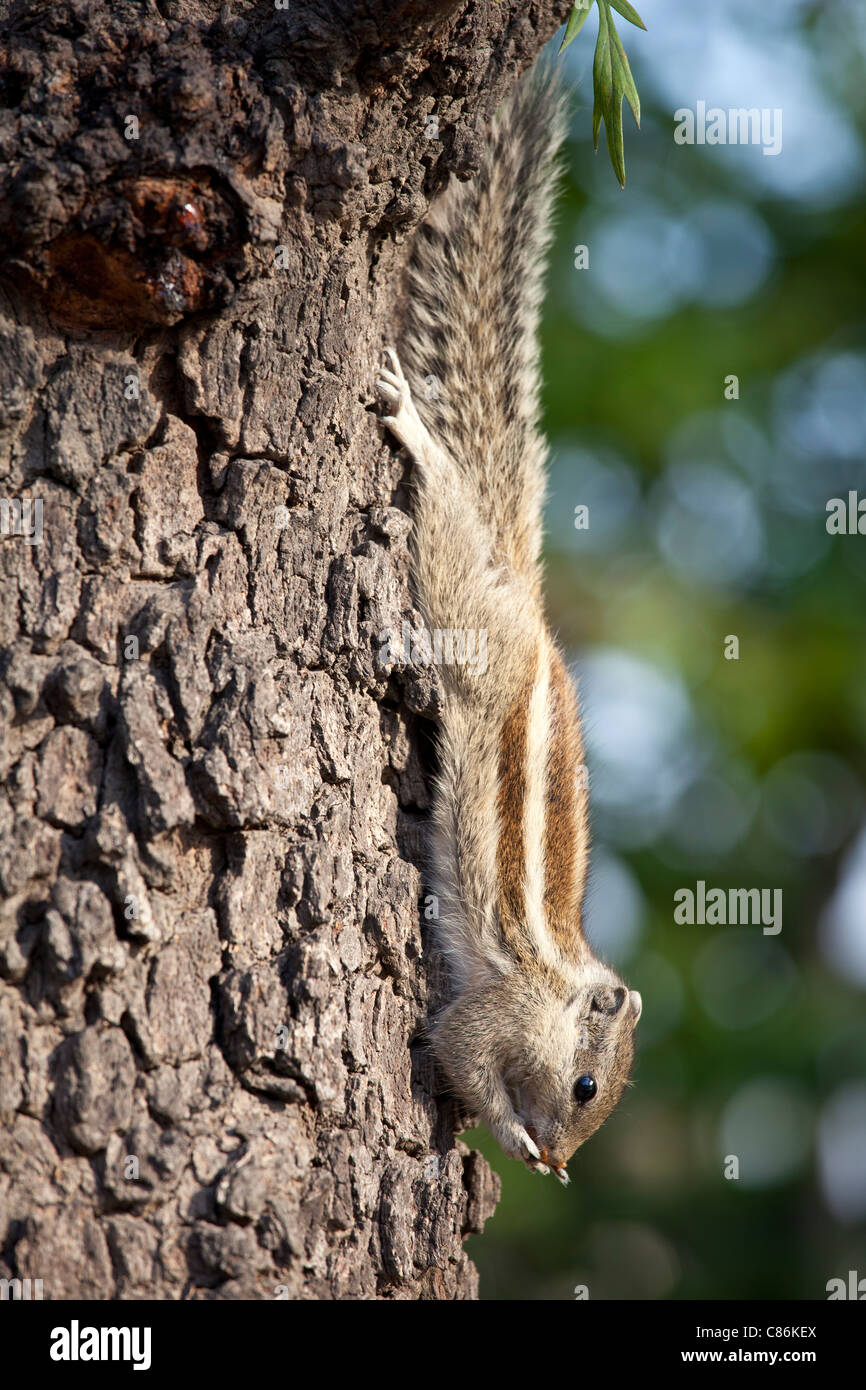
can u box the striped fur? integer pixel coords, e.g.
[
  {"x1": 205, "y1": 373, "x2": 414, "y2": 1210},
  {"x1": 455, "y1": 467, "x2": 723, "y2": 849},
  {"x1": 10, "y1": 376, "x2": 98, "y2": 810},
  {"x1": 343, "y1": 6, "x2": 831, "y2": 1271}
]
[{"x1": 376, "y1": 70, "x2": 641, "y2": 1180}]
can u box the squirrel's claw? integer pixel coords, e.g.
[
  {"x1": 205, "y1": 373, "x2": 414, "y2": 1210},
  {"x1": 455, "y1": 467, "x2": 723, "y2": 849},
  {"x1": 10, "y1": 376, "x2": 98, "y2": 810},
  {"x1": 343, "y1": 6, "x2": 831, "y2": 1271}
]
[
  {"x1": 382, "y1": 345, "x2": 406, "y2": 380},
  {"x1": 376, "y1": 348, "x2": 408, "y2": 403},
  {"x1": 517, "y1": 1126, "x2": 541, "y2": 1162},
  {"x1": 376, "y1": 365, "x2": 404, "y2": 398},
  {"x1": 489, "y1": 1117, "x2": 543, "y2": 1166}
]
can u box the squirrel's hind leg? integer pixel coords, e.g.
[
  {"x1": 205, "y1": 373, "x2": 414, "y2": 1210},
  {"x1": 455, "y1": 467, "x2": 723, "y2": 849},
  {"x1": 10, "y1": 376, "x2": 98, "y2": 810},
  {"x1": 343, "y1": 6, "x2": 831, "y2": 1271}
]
[
  {"x1": 376, "y1": 346, "x2": 537, "y2": 657},
  {"x1": 377, "y1": 347, "x2": 441, "y2": 469}
]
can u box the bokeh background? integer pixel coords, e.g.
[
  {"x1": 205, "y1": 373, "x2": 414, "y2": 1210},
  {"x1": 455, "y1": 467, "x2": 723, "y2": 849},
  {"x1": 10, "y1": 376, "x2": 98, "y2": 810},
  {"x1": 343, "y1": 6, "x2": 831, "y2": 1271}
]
[{"x1": 463, "y1": 0, "x2": 866, "y2": 1299}]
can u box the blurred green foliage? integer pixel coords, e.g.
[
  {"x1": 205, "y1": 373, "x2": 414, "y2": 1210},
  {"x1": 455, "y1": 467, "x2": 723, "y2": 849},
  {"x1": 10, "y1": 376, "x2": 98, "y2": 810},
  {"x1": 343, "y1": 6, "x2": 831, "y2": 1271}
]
[{"x1": 463, "y1": 1, "x2": 866, "y2": 1300}]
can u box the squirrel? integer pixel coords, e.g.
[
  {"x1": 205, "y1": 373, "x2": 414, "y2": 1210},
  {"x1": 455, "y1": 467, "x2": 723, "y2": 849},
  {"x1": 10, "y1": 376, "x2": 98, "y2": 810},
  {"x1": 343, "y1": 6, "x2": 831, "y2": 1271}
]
[{"x1": 376, "y1": 70, "x2": 642, "y2": 1184}]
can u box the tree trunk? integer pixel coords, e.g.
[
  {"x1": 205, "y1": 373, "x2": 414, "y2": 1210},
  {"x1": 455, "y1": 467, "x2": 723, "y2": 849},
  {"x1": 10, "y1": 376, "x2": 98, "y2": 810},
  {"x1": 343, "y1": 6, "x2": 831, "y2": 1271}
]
[{"x1": 0, "y1": 0, "x2": 568, "y2": 1300}]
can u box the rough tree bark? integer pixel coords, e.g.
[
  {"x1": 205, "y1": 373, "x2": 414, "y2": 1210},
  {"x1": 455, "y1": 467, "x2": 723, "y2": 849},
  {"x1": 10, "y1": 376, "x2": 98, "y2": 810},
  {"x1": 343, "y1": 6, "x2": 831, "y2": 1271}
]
[{"x1": 0, "y1": 0, "x2": 569, "y2": 1300}]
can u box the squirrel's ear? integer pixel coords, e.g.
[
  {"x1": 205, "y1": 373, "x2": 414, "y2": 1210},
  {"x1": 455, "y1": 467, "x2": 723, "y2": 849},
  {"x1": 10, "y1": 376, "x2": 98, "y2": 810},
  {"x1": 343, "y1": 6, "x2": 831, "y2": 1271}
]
[{"x1": 629, "y1": 990, "x2": 643, "y2": 1023}]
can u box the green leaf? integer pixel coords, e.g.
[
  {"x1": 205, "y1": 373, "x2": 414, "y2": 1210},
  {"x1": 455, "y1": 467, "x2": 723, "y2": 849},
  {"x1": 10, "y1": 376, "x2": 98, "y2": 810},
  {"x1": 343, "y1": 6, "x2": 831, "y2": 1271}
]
[
  {"x1": 592, "y1": 0, "x2": 612, "y2": 155},
  {"x1": 610, "y1": 13, "x2": 640, "y2": 125},
  {"x1": 608, "y1": 0, "x2": 647, "y2": 30},
  {"x1": 594, "y1": 0, "x2": 644, "y2": 186},
  {"x1": 594, "y1": 2, "x2": 628, "y2": 188},
  {"x1": 559, "y1": 0, "x2": 594, "y2": 53},
  {"x1": 557, "y1": 0, "x2": 645, "y2": 185}
]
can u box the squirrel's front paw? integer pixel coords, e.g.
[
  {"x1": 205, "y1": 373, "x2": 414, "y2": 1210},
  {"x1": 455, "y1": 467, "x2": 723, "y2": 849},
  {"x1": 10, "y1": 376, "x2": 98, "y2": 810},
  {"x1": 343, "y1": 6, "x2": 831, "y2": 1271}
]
[{"x1": 490, "y1": 1115, "x2": 545, "y2": 1169}]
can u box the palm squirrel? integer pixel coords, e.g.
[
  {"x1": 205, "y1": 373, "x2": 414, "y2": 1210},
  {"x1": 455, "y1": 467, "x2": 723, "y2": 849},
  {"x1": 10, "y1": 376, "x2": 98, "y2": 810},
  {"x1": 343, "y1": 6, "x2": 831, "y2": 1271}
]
[{"x1": 376, "y1": 70, "x2": 642, "y2": 1184}]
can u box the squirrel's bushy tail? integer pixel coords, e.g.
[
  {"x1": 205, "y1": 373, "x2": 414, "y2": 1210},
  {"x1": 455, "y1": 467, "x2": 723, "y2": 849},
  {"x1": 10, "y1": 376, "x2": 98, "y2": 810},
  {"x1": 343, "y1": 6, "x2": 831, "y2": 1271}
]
[{"x1": 401, "y1": 68, "x2": 568, "y2": 587}]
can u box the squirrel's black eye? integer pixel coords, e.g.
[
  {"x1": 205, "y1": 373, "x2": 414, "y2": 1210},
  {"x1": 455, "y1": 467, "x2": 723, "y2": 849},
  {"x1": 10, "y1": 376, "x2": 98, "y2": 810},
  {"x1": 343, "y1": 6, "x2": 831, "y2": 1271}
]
[{"x1": 574, "y1": 1074, "x2": 597, "y2": 1105}]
